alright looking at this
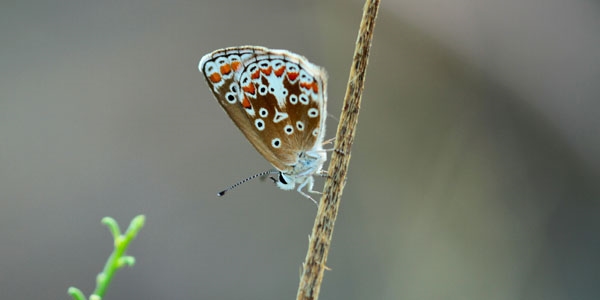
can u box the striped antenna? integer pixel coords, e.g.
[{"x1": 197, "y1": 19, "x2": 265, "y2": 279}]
[{"x1": 217, "y1": 170, "x2": 279, "y2": 197}]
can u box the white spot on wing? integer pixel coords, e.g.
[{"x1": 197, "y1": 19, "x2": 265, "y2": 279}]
[
  {"x1": 273, "y1": 109, "x2": 288, "y2": 123},
  {"x1": 255, "y1": 119, "x2": 265, "y2": 131},
  {"x1": 271, "y1": 138, "x2": 281, "y2": 148},
  {"x1": 259, "y1": 108, "x2": 268, "y2": 118},
  {"x1": 225, "y1": 92, "x2": 237, "y2": 104},
  {"x1": 284, "y1": 125, "x2": 294, "y2": 135},
  {"x1": 299, "y1": 94, "x2": 309, "y2": 105}
]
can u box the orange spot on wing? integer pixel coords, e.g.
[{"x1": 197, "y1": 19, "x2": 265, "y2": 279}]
[
  {"x1": 311, "y1": 82, "x2": 319, "y2": 93},
  {"x1": 274, "y1": 66, "x2": 285, "y2": 77},
  {"x1": 242, "y1": 83, "x2": 256, "y2": 95},
  {"x1": 209, "y1": 73, "x2": 221, "y2": 83},
  {"x1": 220, "y1": 64, "x2": 231, "y2": 75},
  {"x1": 300, "y1": 82, "x2": 319, "y2": 93},
  {"x1": 251, "y1": 70, "x2": 260, "y2": 79},
  {"x1": 261, "y1": 66, "x2": 272, "y2": 75},
  {"x1": 231, "y1": 61, "x2": 241, "y2": 71},
  {"x1": 287, "y1": 72, "x2": 299, "y2": 81},
  {"x1": 242, "y1": 96, "x2": 252, "y2": 109}
]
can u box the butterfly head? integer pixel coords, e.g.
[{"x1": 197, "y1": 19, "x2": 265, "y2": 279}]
[
  {"x1": 272, "y1": 172, "x2": 294, "y2": 190},
  {"x1": 274, "y1": 149, "x2": 326, "y2": 193}
]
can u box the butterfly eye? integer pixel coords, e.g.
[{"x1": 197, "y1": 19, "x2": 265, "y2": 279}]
[
  {"x1": 296, "y1": 121, "x2": 304, "y2": 131},
  {"x1": 308, "y1": 108, "x2": 319, "y2": 118},
  {"x1": 289, "y1": 95, "x2": 298, "y2": 105},
  {"x1": 278, "y1": 172, "x2": 288, "y2": 184}
]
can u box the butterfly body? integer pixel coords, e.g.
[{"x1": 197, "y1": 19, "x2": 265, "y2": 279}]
[{"x1": 199, "y1": 46, "x2": 328, "y2": 200}]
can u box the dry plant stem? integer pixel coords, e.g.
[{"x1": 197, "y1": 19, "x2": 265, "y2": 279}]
[{"x1": 296, "y1": 0, "x2": 380, "y2": 299}]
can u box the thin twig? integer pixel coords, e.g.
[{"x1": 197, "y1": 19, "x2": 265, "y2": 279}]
[{"x1": 296, "y1": 0, "x2": 380, "y2": 299}]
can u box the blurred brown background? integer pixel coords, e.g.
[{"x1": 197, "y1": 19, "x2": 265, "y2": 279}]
[{"x1": 1, "y1": 0, "x2": 599, "y2": 299}]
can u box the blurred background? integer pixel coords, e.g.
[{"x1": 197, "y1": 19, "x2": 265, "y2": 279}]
[{"x1": 1, "y1": 0, "x2": 599, "y2": 299}]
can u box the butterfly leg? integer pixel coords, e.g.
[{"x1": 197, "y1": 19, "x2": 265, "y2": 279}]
[
  {"x1": 297, "y1": 189, "x2": 318, "y2": 205},
  {"x1": 296, "y1": 176, "x2": 320, "y2": 205},
  {"x1": 320, "y1": 143, "x2": 344, "y2": 154},
  {"x1": 316, "y1": 169, "x2": 333, "y2": 180},
  {"x1": 322, "y1": 137, "x2": 335, "y2": 146}
]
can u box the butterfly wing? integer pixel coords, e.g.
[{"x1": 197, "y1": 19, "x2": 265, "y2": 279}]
[{"x1": 199, "y1": 46, "x2": 327, "y2": 172}]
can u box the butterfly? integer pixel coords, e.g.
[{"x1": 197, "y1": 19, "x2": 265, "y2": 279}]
[{"x1": 199, "y1": 46, "x2": 328, "y2": 203}]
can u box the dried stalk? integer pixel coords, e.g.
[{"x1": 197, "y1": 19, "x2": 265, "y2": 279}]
[{"x1": 296, "y1": 0, "x2": 380, "y2": 299}]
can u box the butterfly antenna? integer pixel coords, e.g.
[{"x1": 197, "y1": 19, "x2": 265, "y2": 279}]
[{"x1": 217, "y1": 170, "x2": 279, "y2": 197}]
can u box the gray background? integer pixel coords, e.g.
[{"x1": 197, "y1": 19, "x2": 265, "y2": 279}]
[{"x1": 1, "y1": 0, "x2": 599, "y2": 299}]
